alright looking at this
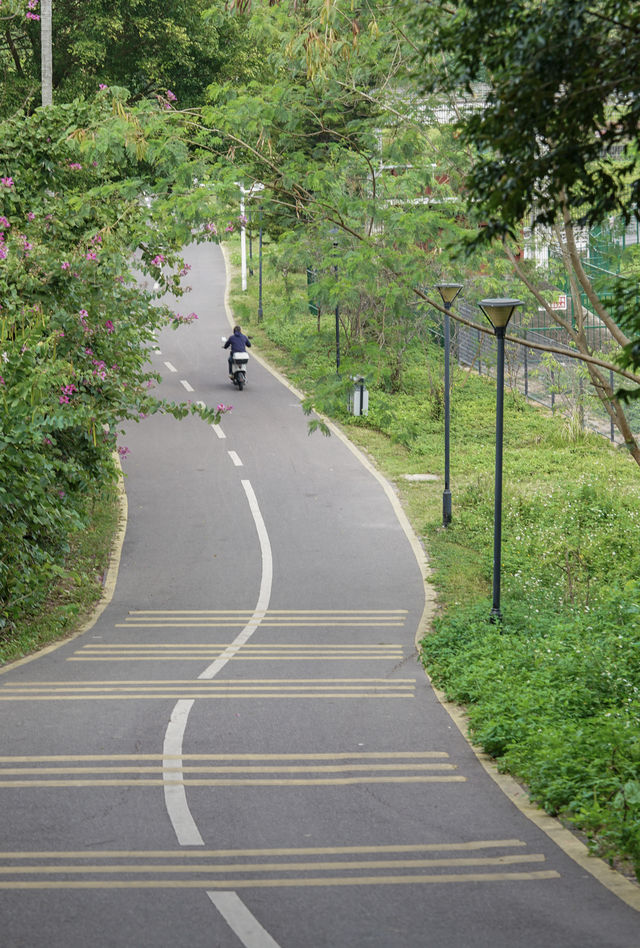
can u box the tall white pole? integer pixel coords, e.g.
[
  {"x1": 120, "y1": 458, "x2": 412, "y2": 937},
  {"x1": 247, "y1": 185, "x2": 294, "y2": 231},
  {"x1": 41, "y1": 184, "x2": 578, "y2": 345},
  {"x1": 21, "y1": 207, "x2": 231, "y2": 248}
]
[
  {"x1": 41, "y1": 0, "x2": 53, "y2": 107},
  {"x1": 240, "y1": 192, "x2": 247, "y2": 292}
]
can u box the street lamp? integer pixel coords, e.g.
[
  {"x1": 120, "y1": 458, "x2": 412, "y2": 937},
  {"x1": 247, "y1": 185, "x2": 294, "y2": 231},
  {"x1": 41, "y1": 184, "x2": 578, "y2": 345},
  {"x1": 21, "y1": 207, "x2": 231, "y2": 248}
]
[
  {"x1": 235, "y1": 182, "x2": 264, "y2": 292},
  {"x1": 257, "y1": 205, "x2": 264, "y2": 323},
  {"x1": 329, "y1": 230, "x2": 340, "y2": 374},
  {"x1": 435, "y1": 282, "x2": 463, "y2": 527},
  {"x1": 478, "y1": 297, "x2": 523, "y2": 622}
]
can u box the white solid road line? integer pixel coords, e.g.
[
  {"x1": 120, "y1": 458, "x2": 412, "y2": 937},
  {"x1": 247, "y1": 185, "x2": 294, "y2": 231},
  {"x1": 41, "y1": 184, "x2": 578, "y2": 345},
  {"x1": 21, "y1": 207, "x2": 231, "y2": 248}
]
[
  {"x1": 207, "y1": 892, "x2": 281, "y2": 948},
  {"x1": 162, "y1": 479, "x2": 273, "y2": 845},
  {"x1": 198, "y1": 481, "x2": 273, "y2": 680},
  {"x1": 162, "y1": 700, "x2": 203, "y2": 847}
]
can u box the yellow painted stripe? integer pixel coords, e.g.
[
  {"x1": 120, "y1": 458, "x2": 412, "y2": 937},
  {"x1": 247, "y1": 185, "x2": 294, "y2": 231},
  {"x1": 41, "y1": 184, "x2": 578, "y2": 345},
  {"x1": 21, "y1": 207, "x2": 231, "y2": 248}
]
[
  {"x1": 129, "y1": 609, "x2": 408, "y2": 618},
  {"x1": 0, "y1": 752, "x2": 449, "y2": 763},
  {"x1": 0, "y1": 695, "x2": 415, "y2": 702},
  {"x1": 115, "y1": 622, "x2": 405, "y2": 628},
  {"x1": 69, "y1": 656, "x2": 403, "y2": 662},
  {"x1": 77, "y1": 643, "x2": 401, "y2": 649},
  {"x1": 0, "y1": 871, "x2": 560, "y2": 889},
  {"x1": 0, "y1": 763, "x2": 456, "y2": 775},
  {"x1": 2, "y1": 678, "x2": 414, "y2": 685},
  {"x1": 0, "y1": 855, "x2": 545, "y2": 875},
  {"x1": 1, "y1": 681, "x2": 416, "y2": 688},
  {"x1": 0, "y1": 841, "x2": 526, "y2": 858},
  {"x1": 0, "y1": 776, "x2": 465, "y2": 787},
  {"x1": 0, "y1": 684, "x2": 416, "y2": 693}
]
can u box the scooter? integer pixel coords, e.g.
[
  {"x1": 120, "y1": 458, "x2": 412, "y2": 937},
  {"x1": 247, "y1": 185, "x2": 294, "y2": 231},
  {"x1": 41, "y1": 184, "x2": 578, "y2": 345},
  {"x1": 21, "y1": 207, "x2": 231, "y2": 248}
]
[{"x1": 222, "y1": 337, "x2": 249, "y2": 391}]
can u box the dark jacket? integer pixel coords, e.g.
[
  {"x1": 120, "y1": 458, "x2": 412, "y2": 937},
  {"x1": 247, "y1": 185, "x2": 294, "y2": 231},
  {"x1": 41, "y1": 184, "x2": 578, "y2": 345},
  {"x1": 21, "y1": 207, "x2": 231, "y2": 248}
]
[{"x1": 224, "y1": 330, "x2": 251, "y2": 353}]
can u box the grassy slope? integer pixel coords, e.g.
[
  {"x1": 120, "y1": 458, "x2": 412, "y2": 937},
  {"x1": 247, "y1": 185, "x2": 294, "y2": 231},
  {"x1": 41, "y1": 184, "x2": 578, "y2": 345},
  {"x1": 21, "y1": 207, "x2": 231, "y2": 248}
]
[{"x1": 228, "y1": 241, "x2": 640, "y2": 880}]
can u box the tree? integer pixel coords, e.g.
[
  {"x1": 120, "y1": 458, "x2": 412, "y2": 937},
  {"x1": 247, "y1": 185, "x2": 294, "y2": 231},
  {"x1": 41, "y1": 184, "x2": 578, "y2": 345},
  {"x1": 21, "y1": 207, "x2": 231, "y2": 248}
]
[
  {"x1": 202, "y1": 0, "x2": 640, "y2": 435},
  {"x1": 405, "y1": 0, "x2": 640, "y2": 403},
  {"x1": 0, "y1": 0, "x2": 268, "y2": 115},
  {"x1": 198, "y1": 1, "x2": 481, "y2": 390},
  {"x1": 0, "y1": 90, "x2": 223, "y2": 628}
]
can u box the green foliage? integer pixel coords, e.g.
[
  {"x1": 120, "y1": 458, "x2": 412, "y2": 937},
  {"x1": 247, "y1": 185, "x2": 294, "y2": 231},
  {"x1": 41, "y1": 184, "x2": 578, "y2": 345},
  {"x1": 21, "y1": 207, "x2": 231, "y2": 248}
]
[
  {"x1": 231, "y1": 237, "x2": 640, "y2": 877},
  {"x1": 405, "y1": 0, "x2": 640, "y2": 237},
  {"x1": 404, "y1": 0, "x2": 640, "y2": 410},
  {"x1": 0, "y1": 92, "x2": 222, "y2": 634},
  {"x1": 422, "y1": 586, "x2": 640, "y2": 876},
  {"x1": 0, "y1": 0, "x2": 265, "y2": 114}
]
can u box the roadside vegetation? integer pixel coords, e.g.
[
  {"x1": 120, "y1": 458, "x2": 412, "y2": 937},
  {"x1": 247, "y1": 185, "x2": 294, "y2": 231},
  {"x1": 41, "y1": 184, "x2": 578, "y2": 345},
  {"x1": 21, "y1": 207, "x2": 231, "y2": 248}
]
[
  {"x1": 1, "y1": 0, "x2": 639, "y2": 885},
  {"x1": 228, "y1": 240, "x2": 640, "y2": 881}
]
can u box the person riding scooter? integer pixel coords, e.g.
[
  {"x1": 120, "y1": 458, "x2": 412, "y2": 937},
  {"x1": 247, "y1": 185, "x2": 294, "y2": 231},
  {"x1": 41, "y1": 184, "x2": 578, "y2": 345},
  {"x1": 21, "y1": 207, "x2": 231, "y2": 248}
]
[{"x1": 223, "y1": 325, "x2": 251, "y2": 378}]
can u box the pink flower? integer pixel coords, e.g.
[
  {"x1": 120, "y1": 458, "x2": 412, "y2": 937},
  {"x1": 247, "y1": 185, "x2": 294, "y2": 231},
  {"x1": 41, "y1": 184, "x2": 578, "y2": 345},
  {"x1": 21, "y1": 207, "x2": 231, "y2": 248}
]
[
  {"x1": 68, "y1": 162, "x2": 83, "y2": 171},
  {"x1": 99, "y1": 84, "x2": 108, "y2": 90},
  {"x1": 104, "y1": 320, "x2": 115, "y2": 333},
  {"x1": 26, "y1": 11, "x2": 40, "y2": 19},
  {"x1": 0, "y1": 216, "x2": 9, "y2": 228},
  {"x1": 171, "y1": 311, "x2": 198, "y2": 325},
  {"x1": 206, "y1": 222, "x2": 217, "y2": 234},
  {"x1": 166, "y1": 90, "x2": 177, "y2": 102},
  {"x1": 151, "y1": 254, "x2": 165, "y2": 266},
  {"x1": 0, "y1": 377, "x2": 5, "y2": 386},
  {"x1": 1, "y1": 177, "x2": 14, "y2": 188},
  {"x1": 118, "y1": 446, "x2": 130, "y2": 458},
  {"x1": 86, "y1": 251, "x2": 97, "y2": 261},
  {"x1": 27, "y1": 212, "x2": 36, "y2": 221},
  {"x1": 225, "y1": 223, "x2": 234, "y2": 232},
  {"x1": 61, "y1": 261, "x2": 70, "y2": 270},
  {"x1": 59, "y1": 395, "x2": 70, "y2": 404}
]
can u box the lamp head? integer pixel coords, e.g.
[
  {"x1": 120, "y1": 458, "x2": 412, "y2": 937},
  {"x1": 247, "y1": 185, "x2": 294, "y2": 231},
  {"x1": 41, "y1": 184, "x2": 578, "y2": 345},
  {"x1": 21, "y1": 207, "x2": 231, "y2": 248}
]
[
  {"x1": 435, "y1": 283, "x2": 463, "y2": 305},
  {"x1": 479, "y1": 298, "x2": 523, "y2": 330}
]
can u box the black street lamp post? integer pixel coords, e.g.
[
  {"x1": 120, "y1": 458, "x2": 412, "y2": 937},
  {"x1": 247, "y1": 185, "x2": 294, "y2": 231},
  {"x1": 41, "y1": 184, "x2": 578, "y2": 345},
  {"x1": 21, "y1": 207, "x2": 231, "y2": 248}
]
[
  {"x1": 435, "y1": 283, "x2": 463, "y2": 526},
  {"x1": 257, "y1": 205, "x2": 263, "y2": 323},
  {"x1": 479, "y1": 297, "x2": 523, "y2": 622},
  {"x1": 333, "y1": 239, "x2": 340, "y2": 374}
]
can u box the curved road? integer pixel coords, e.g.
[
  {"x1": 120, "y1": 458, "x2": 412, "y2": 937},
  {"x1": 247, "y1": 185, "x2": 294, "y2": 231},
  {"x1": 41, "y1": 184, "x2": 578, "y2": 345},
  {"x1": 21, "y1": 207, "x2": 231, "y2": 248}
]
[{"x1": 0, "y1": 243, "x2": 638, "y2": 947}]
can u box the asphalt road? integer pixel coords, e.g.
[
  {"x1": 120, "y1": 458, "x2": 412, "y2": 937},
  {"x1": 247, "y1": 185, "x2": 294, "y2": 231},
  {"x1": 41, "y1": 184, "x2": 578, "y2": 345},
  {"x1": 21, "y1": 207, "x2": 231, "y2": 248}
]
[{"x1": 0, "y1": 242, "x2": 638, "y2": 947}]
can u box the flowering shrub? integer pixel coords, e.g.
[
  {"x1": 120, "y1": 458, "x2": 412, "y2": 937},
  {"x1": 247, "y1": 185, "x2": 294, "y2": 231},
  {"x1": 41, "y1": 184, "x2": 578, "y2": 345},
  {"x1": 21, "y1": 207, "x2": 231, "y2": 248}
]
[{"x1": 0, "y1": 92, "x2": 222, "y2": 630}]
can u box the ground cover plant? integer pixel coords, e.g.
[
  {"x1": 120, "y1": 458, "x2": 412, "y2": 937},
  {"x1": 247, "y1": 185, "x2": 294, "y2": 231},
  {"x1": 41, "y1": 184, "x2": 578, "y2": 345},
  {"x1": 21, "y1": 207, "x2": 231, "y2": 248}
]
[{"x1": 228, "y1": 240, "x2": 640, "y2": 880}]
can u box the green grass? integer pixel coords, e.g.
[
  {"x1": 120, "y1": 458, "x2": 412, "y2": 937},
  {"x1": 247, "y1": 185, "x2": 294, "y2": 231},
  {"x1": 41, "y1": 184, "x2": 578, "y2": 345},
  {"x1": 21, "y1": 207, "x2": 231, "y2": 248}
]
[
  {"x1": 228, "y1": 239, "x2": 640, "y2": 880},
  {"x1": 0, "y1": 478, "x2": 121, "y2": 665}
]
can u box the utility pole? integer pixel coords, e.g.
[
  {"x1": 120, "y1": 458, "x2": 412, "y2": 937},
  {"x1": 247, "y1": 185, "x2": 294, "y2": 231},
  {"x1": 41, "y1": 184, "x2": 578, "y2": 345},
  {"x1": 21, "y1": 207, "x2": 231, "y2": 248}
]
[{"x1": 41, "y1": 0, "x2": 53, "y2": 107}]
